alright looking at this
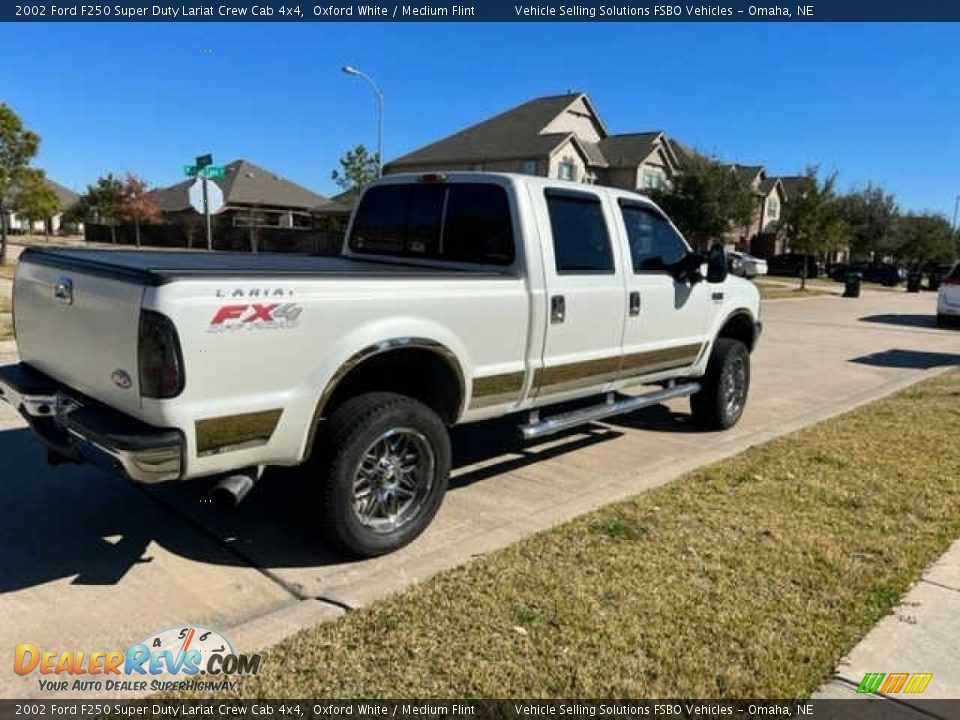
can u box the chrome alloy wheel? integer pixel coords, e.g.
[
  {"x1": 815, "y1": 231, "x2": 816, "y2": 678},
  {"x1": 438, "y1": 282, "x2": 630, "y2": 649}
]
[
  {"x1": 351, "y1": 428, "x2": 435, "y2": 533},
  {"x1": 722, "y1": 353, "x2": 748, "y2": 420}
]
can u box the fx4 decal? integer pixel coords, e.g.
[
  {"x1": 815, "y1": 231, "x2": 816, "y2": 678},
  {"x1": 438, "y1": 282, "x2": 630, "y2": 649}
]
[{"x1": 207, "y1": 303, "x2": 303, "y2": 332}]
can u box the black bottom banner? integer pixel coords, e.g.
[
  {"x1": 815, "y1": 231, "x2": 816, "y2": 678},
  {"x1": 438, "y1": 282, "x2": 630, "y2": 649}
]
[{"x1": 0, "y1": 699, "x2": 955, "y2": 720}]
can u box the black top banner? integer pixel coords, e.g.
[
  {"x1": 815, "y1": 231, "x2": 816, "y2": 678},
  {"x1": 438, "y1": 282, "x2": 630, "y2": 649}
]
[{"x1": 4, "y1": 0, "x2": 960, "y2": 22}]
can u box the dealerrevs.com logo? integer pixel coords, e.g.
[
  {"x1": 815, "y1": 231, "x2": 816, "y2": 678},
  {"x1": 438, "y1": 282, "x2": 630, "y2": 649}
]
[{"x1": 15, "y1": 626, "x2": 262, "y2": 693}]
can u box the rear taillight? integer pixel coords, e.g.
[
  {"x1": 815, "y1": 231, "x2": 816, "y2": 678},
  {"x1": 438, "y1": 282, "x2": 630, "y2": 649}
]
[{"x1": 138, "y1": 310, "x2": 184, "y2": 399}]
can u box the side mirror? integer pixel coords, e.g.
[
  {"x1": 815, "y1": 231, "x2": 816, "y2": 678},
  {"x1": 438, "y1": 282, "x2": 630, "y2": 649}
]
[
  {"x1": 670, "y1": 252, "x2": 705, "y2": 284},
  {"x1": 706, "y1": 243, "x2": 728, "y2": 284}
]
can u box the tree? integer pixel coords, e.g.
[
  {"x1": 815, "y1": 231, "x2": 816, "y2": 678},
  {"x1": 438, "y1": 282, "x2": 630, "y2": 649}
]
[
  {"x1": 71, "y1": 174, "x2": 124, "y2": 243},
  {"x1": 120, "y1": 173, "x2": 162, "y2": 248},
  {"x1": 0, "y1": 103, "x2": 40, "y2": 264},
  {"x1": 647, "y1": 154, "x2": 756, "y2": 251},
  {"x1": 12, "y1": 169, "x2": 60, "y2": 237},
  {"x1": 839, "y1": 184, "x2": 898, "y2": 260},
  {"x1": 779, "y1": 167, "x2": 848, "y2": 289},
  {"x1": 331, "y1": 144, "x2": 379, "y2": 205},
  {"x1": 890, "y1": 213, "x2": 955, "y2": 266}
]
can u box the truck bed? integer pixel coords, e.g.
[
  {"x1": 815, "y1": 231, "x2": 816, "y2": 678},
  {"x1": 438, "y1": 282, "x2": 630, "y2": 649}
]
[{"x1": 20, "y1": 247, "x2": 510, "y2": 286}]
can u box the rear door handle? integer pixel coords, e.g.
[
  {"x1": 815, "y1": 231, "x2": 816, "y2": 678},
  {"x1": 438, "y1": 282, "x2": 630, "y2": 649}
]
[
  {"x1": 712, "y1": 291, "x2": 725, "y2": 302},
  {"x1": 629, "y1": 291, "x2": 641, "y2": 316},
  {"x1": 550, "y1": 295, "x2": 566, "y2": 324}
]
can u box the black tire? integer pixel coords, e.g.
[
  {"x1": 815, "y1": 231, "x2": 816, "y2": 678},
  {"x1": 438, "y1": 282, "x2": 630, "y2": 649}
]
[
  {"x1": 309, "y1": 392, "x2": 451, "y2": 558},
  {"x1": 690, "y1": 338, "x2": 751, "y2": 430}
]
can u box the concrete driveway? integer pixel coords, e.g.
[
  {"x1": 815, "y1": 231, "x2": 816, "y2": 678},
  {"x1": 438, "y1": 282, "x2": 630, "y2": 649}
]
[{"x1": 1, "y1": 290, "x2": 958, "y2": 698}]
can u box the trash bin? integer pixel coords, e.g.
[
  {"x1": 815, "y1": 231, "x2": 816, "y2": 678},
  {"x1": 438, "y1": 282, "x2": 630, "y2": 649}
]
[
  {"x1": 907, "y1": 270, "x2": 922, "y2": 293},
  {"x1": 843, "y1": 272, "x2": 861, "y2": 298}
]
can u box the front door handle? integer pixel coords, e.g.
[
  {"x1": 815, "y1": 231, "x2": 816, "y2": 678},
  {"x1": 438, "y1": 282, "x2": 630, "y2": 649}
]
[
  {"x1": 629, "y1": 291, "x2": 641, "y2": 316},
  {"x1": 550, "y1": 295, "x2": 566, "y2": 324}
]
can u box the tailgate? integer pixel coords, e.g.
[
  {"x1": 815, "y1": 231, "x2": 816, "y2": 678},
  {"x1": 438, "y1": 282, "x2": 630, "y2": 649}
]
[{"x1": 14, "y1": 257, "x2": 145, "y2": 413}]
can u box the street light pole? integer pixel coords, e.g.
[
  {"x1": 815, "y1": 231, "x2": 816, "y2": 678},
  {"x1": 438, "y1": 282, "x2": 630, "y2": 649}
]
[
  {"x1": 952, "y1": 195, "x2": 960, "y2": 234},
  {"x1": 341, "y1": 64, "x2": 383, "y2": 177}
]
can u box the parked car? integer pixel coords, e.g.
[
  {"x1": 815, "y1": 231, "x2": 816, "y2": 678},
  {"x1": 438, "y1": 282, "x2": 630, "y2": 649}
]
[
  {"x1": 728, "y1": 251, "x2": 768, "y2": 279},
  {"x1": 830, "y1": 262, "x2": 905, "y2": 287},
  {"x1": 937, "y1": 262, "x2": 960, "y2": 326},
  {"x1": 767, "y1": 253, "x2": 822, "y2": 279},
  {"x1": 926, "y1": 262, "x2": 955, "y2": 291},
  {"x1": 0, "y1": 172, "x2": 762, "y2": 558}
]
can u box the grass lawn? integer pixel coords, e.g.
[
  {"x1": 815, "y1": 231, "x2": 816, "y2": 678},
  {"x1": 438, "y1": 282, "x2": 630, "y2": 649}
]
[
  {"x1": 0, "y1": 263, "x2": 14, "y2": 281},
  {"x1": 172, "y1": 369, "x2": 960, "y2": 700},
  {"x1": 0, "y1": 322, "x2": 12, "y2": 341},
  {"x1": 754, "y1": 281, "x2": 833, "y2": 300},
  {"x1": 0, "y1": 297, "x2": 10, "y2": 313}
]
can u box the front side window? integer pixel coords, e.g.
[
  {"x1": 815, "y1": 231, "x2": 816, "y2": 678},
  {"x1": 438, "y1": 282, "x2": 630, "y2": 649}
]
[
  {"x1": 546, "y1": 191, "x2": 614, "y2": 274},
  {"x1": 349, "y1": 183, "x2": 515, "y2": 265},
  {"x1": 620, "y1": 203, "x2": 689, "y2": 273}
]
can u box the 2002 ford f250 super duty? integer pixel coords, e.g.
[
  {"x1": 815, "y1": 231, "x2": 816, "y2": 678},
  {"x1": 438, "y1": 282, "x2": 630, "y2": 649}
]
[{"x1": 0, "y1": 172, "x2": 761, "y2": 557}]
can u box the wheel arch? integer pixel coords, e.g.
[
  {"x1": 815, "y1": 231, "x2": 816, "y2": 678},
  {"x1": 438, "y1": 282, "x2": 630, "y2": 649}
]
[
  {"x1": 714, "y1": 308, "x2": 759, "y2": 353},
  {"x1": 304, "y1": 337, "x2": 466, "y2": 457}
]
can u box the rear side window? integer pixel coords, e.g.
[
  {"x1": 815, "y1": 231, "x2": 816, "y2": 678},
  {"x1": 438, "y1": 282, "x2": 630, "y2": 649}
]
[
  {"x1": 349, "y1": 183, "x2": 515, "y2": 265},
  {"x1": 546, "y1": 191, "x2": 614, "y2": 274}
]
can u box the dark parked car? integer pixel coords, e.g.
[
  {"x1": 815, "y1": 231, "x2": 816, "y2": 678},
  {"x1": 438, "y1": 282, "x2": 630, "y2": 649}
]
[
  {"x1": 926, "y1": 262, "x2": 955, "y2": 291},
  {"x1": 767, "y1": 253, "x2": 823, "y2": 279},
  {"x1": 830, "y1": 262, "x2": 906, "y2": 287}
]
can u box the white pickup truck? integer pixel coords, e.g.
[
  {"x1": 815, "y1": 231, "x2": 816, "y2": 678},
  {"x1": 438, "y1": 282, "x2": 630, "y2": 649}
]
[{"x1": 0, "y1": 172, "x2": 761, "y2": 557}]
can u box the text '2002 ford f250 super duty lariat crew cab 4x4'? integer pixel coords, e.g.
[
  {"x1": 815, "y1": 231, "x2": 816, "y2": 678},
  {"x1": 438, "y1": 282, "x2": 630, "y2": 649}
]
[{"x1": 0, "y1": 172, "x2": 761, "y2": 557}]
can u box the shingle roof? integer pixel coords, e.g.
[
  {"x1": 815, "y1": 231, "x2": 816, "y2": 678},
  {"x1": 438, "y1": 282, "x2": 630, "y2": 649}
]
[
  {"x1": 598, "y1": 132, "x2": 664, "y2": 167},
  {"x1": 732, "y1": 164, "x2": 765, "y2": 185},
  {"x1": 667, "y1": 138, "x2": 698, "y2": 168},
  {"x1": 45, "y1": 178, "x2": 79, "y2": 210},
  {"x1": 149, "y1": 160, "x2": 331, "y2": 212},
  {"x1": 385, "y1": 93, "x2": 587, "y2": 169},
  {"x1": 777, "y1": 175, "x2": 813, "y2": 201}
]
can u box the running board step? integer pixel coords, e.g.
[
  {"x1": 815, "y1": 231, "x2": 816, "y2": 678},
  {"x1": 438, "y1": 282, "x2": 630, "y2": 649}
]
[{"x1": 519, "y1": 382, "x2": 701, "y2": 441}]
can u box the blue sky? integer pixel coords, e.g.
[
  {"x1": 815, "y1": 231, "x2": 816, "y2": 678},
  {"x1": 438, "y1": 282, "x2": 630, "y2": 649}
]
[{"x1": 1, "y1": 22, "x2": 957, "y2": 216}]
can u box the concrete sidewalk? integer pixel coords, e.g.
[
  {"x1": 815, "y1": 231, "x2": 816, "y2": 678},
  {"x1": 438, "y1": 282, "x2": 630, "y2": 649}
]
[{"x1": 815, "y1": 539, "x2": 960, "y2": 710}]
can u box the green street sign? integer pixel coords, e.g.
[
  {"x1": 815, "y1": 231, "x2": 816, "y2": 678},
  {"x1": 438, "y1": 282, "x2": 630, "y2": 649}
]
[
  {"x1": 196, "y1": 154, "x2": 213, "y2": 169},
  {"x1": 184, "y1": 165, "x2": 199, "y2": 177},
  {"x1": 202, "y1": 166, "x2": 225, "y2": 179}
]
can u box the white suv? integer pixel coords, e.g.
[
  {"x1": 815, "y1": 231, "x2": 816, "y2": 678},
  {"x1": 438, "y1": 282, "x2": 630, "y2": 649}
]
[{"x1": 937, "y1": 262, "x2": 960, "y2": 327}]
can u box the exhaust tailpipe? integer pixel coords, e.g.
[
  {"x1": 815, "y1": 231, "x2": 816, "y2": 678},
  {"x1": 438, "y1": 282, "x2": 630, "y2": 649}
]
[{"x1": 210, "y1": 469, "x2": 258, "y2": 508}]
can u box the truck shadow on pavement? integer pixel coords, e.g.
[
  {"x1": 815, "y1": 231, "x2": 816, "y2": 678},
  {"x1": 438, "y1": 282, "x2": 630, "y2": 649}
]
[
  {"x1": 859, "y1": 313, "x2": 943, "y2": 329},
  {"x1": 850, "y1": 348, "x2": 960, "y2": 370},
  {"x1": 0, "y1": 412, "x2": 636, "y2": 591}
]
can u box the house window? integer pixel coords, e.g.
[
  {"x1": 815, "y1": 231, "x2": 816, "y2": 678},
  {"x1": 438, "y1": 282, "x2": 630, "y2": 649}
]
[
  {"x1": 520, "y1": 160, "x2": 537, "y2": 175},
  {"x1": 766, "y1": 197, "x2": 779, "y2": 220},
  {"x1": 642, "y1": 169, "x2": 664, "y2": 190},
  {"x1": 468, "y1": 163, "x2": 485, "y2": 171},
  {"x1": 558, "y1": 161, "x2": 576, "y2": 182}
]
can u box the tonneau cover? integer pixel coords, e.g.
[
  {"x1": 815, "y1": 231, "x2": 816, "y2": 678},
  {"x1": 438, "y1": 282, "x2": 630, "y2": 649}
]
[{"x1": 21, "y1": 247, "x2": 506, "y2": 286}]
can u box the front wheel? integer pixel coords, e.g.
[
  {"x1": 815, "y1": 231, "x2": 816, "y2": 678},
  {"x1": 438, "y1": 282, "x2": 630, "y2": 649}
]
[
  {"x1": 690, "y1": 338, "x2": 751, "y2": 430},
  {"x1": 309, "y1": 392, "x2": 451, "y2": 558}
]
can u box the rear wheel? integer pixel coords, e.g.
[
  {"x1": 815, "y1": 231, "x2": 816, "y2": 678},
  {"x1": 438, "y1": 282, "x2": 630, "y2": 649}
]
[
  {"x1": 690, "y1": 338, "x2": 750, "y2": 430},
  {"x1": 309, "y1": 392, "x2": 450, "y2": 557}
]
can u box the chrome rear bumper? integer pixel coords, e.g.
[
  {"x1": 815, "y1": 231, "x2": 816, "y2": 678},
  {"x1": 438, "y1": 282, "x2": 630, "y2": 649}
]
[{"x1": 0, "y1": 363, "x2": 183, "y2": 483}]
